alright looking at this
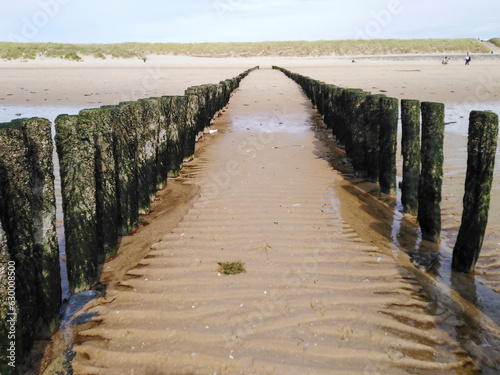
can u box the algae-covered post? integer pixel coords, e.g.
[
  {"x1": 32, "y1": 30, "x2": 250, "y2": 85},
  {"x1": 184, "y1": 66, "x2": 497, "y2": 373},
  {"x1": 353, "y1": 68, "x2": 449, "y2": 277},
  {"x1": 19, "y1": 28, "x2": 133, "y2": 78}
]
[
  {"x1": 114, "y1": 102, "x2": 140, "y2": 235},
  {"x1": 183, "y1": 94, "x2": 200, "y2": 160},
  {"x1": 79, "y1": 107, "x2": 119, "y2": 261},
  {"x1": 453, "y1": 111, "x2": 499, "y2": 274},
  {"x1": 21, "y1": 118, "x2": 61, "y2": 334},
  {"x1": 379, "y1": 97, "x2": 399, "y2": 195},
  {"x1": 418, "y1": 102, "x2": 445, "y2": 243},
  {"x1": 0, "y1": 122, "x2": 37, "y2": 368},
  {"x1": 126, "y1": 100, "x2": 156, "y2": 216},
  {"x1": 145, "y1": 98, "x2": 170, "y2": 191},
  {"x1": 55, "y1": 115, "x2": 99, "y2": 293},
  {"x1": 322, "y1": 84, "x2": 335, "y2": 130},
  {"x1": 0, "y1": 118, "x2": 61, "y2": 367},
  {"x1": 330, "y1": 86, "x2": 345, "y2": 144},
  {"x1": 349, "y1": 90, "x2": 369, "y2": 178},
  {"x1": 401, "y1": 99, "x2": 421, "y2": 215},
  {"x1": 161, "y1": 96, "x2": 183, "y2": 177},
  {"x1": 339, "y1": 88, "x2": 364, "y2": 157},
  {"x1": 363, "y1": 94, "x2": 386, "y2": 183},
  {"x1": 137, "y1": 99, "x2": 160, "y2": 214}
]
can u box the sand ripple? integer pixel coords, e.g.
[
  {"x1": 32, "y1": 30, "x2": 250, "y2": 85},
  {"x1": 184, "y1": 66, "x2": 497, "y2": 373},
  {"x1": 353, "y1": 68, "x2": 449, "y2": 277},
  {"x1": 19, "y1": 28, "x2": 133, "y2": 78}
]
[{"x1": 71, "y1": 69, "x2": 476, "y2": 374}]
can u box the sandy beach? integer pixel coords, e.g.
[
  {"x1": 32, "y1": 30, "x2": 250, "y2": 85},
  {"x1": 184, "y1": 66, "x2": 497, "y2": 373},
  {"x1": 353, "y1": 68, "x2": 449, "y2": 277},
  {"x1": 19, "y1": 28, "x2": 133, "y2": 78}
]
[
  {"x1": 2, "y1": 55, "x2": 499, "y2": 373},
  {"x1": 2, "y1": 55, "x2": 499, "y2": 106}
]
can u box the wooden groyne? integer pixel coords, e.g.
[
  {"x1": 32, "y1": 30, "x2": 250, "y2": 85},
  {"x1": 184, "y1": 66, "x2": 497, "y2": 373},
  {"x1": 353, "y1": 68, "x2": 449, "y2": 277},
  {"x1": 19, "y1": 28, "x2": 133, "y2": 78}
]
[
  {"x1": 0, "y1": 66, "x2": 258, "y2": 373},
  {"x1": 272, "y1": 66, "x2": 498, "y2": 274}
]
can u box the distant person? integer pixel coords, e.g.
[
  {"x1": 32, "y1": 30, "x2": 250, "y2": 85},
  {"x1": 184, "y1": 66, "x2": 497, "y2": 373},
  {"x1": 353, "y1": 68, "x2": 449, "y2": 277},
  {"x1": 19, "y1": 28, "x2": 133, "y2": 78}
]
[
  {"x1": 442, "y1": 56, "x2": 449, "y2": 64},
  {"x1": 465, "y1": 52, "x2": 471, "y2": 65}
]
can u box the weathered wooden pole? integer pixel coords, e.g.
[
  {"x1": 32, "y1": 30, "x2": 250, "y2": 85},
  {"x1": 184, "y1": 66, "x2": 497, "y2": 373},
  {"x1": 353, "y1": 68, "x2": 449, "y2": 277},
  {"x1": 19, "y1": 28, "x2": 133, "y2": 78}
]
[
  {"x1": 80, "y1": 107, "x2": 119, "y2": 261},
  {"x1": 144, "y1": 98, "x2": 170, "y2": 191},
  {"x1": 55, "y1": 115, "x2": 99, "y2": 293},
  {"x1": 341, "y1": 88, "x2": 364, "y2": 158},
  {"x1": 379, "y1": 97, "x2": 399, "y2": 195},
  {"x1": 401, "y1": 99, "x2": 421, "y2": 215},
  {"x1": 323, "y1": 85, "x2": 336, "y2": 130},
  {"x1": 21, "y1": 118, "x2": 61, "y2": 334},
  {"x1": 114, "y1": 102, "x2": 140, "y2": 235},
  {"x1": 0, "y1": 121, "x2": 38, "y2": 364},
  {"x1": 183, "y1": 94, "x2": 200, "y2": 161},
  {"x1": 162, "y1": 96, "x2": 184, "y2": 177},
  {"x1": 1, "y1": 118, "x2": 62, "y2": 366},
  {"x1": 330, "y1": 86, "x2": 344, "y2": 143},
  {"x1": 418, "y1": 102, "x2": 445, "y2": 243},
  {"x1": 453, "y1": 111, "x2": 499, "y2": 273},
  {"x1": 363, "y1": 94, "x2": 386, "y2": 183},
  {"x1": 350, "y1": 91, "x2": 370, "y2": 177}
]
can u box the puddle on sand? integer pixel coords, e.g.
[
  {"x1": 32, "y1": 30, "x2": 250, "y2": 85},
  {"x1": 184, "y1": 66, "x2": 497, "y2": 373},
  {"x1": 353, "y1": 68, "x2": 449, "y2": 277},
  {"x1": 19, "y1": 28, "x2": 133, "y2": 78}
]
[{"x1": 311, "y1": 110, "x2": 500, "y2": 372}]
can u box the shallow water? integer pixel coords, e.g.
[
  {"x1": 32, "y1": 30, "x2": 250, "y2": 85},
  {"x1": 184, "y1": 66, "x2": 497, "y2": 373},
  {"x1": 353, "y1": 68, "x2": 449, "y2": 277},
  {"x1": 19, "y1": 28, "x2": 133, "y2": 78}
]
[{"x1": 444, "y1": 101, "x2": 500, "y2": 137}]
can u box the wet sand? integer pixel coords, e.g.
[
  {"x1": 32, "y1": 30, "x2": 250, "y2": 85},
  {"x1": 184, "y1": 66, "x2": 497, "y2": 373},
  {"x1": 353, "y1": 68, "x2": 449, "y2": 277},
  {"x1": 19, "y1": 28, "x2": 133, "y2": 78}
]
[{"x1": 68, "y1": 69, "x2": 481, "y2": 374}]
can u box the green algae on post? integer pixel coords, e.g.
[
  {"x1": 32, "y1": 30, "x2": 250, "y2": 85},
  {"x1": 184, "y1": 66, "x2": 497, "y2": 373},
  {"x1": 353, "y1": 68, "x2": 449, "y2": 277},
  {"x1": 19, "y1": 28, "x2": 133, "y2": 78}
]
[
  {"x1": 0, "y1": 118, "x2": 62, "y2": 367},
  {"x1": 453, "y1": 111, "x2": 499, "y2": 274},
  {"x1": 161, "y1": 96, "x2": 182, "y2": 177},
  {"x1": 339, "y1": 88, "x2": 364, "y2": 158},
  {"x1": 379, "y1": 97, "x2": 398, "y2": 195},
  {"x1": 401, "y1": 99, "x2": 421, "y2": 215},
  {"x1": 21, "y1": 118, "x2": 61, "y2": 334},
  {"x1": 0, "y1": 121, "x2": 39, "y2": 365},
  {"x1": 55, "y1": 115, "x2": 99, "y2": 293},
  {"x1": 362, "y1": 94, "x2": 386, "y2": 183},
  {"x1": 80, "y1": 106, "x2": 119, "y2": 261},
  {"x1": 418, "y1": 102, "x2": 445, "y2": 243},
  {"x1": 348, "y1": 91, "x2": 370, "y2": 178},
  {"x1": 114, "y1": 102, "x2": 140, "y2": 235}
]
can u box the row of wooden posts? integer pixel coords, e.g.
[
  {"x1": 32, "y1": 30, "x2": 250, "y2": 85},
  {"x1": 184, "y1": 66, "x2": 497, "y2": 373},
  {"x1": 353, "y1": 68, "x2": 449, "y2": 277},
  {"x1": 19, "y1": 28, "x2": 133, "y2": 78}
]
[
  {"x1": 0, "y1": 66, "x2": 258, "y2": 372},
  {"x1": 273, "y1": 66, "x2": 499, "y2": 275}
]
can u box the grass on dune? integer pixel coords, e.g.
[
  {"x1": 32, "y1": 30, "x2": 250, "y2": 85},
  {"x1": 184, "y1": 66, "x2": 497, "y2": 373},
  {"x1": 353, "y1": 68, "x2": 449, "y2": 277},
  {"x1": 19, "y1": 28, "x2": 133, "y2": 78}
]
[
  {"x1": 0, "y1": 38, "x2": 493, "y2": 60},
  {"x1": 489, "y1": 38, "x2": 500, "y2": 48}
]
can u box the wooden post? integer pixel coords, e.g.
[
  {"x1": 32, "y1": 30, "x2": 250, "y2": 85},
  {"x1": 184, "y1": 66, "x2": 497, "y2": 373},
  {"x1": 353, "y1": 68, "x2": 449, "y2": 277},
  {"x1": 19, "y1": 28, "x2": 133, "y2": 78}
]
[
  {"x1": 0, "y1": 121, "x2": 39, "y2": 362},
  {"x1": 453, "y1": 111, "x2": 499, "y2": 273},
  {"x1": 363, "y1": 94, "x2": 386, "y2": 183},
  {"x1": 21, "y1": 118, "x2": 61, "y2": 333},
  {"x1": 55, "y1": 115, "x2": 99, "y2": 293},
  {"x1": 341, "y1": 88, "x2": 364, "y2": 158},
  {"x1": 418, "y1": 102, "x2": 445, "y2": 243},
  {"x1": 401, "y1": 99, "x2": 421, "y2": 215},
  {"x1": 350, "y1": 91, "x2": 370, "y2": 177},
  {"x1": 379, "y1": 97, "x2": 399, "y2": 194},
  {"x1": 80, "y1": 107, "x2": 119, "y2": 261}
]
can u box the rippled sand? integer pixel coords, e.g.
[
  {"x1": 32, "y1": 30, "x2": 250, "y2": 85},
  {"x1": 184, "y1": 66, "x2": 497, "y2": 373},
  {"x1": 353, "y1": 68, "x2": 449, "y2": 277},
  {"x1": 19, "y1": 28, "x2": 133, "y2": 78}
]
[{"x1": 69, "y1": 69, "x2": 479, "y2": 374}]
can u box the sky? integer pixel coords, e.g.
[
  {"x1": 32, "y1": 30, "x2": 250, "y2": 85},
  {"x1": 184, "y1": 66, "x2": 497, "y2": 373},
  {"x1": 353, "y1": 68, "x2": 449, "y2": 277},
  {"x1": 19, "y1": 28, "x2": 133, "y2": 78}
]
[{"x1": 1, "y1": 0, "x2": 500, "y2": 44}]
